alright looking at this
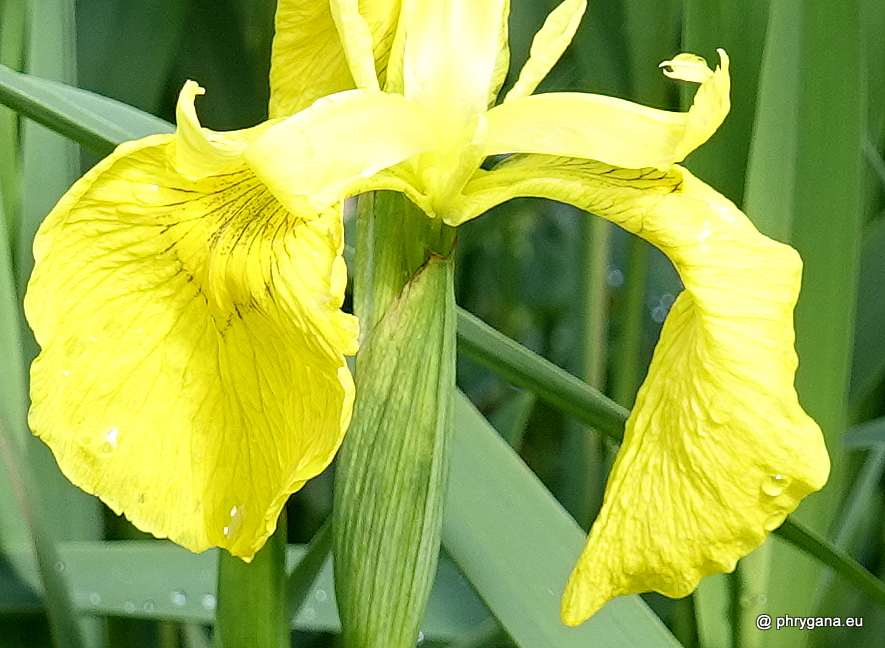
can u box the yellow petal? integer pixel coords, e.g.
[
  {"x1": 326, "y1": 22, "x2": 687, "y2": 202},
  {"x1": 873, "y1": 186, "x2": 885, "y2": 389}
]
[
  {"x1": 25, "y1": 136, "x2": 358, "y2": 560},
  {"x1": 174, "y1": 81, "x2": 274, "y2": 180},
  {"x1": 400, "y1": 0, "x2": 509, "y2": 137},
  {"x1": 453, "y1": 156, "x2": 828, "y2": 623},
  {"x1": 330, "y1": 0, "x2": 381, "y2": 91},
  {"x1": 269, "y1": 0, "x2": 401, "y2": 118},
  {"x1": 484, "y1": 50, "x2": 729, "y2": 168},
  {"x1": 245, "y1": 89, "x2": 432, "y2": 214},
  {"x1": 504, "y1": 0, "x2": 587, "y2": 103}
]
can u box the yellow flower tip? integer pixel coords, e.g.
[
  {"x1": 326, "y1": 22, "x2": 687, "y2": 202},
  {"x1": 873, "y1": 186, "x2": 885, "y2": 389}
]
[
  {"x1": 173, "y1": 82, "x2": 251, "y2": 180},
  {"x1": 659, "y1": 48, "x2": 728, "y2": 84}
]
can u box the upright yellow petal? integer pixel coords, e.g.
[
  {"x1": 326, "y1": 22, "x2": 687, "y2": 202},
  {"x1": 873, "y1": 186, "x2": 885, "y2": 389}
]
[
  {"x1": 400, "y1": 0, "x2": 509, "y2": 138},
  {"x1": 269, "y1": 0, "x2": 401, "y2": 118},
  {"x1": 484, "y1": 51, "x2": 729, "y2": 169},
  {"x1": 25, "y1": 135, "x2": 357, "y2": 560},
  {"x1": 504, "y1": 0, "x2": 587, "y2": 104},
  {"x1": 453, "y1": 156, "x2": 828, "y2": 623}
]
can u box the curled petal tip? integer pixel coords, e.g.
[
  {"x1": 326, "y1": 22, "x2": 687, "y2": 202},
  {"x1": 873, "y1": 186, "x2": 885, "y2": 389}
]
[{"x1": 660, "y1": 53, "x2": 715, "y2": 83}]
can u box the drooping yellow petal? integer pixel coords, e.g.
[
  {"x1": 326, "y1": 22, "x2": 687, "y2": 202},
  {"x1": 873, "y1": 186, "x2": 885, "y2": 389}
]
[
  {"x1": 246, "y1": 89, "x2": 433, "y2": 214},
  {"x1": 452, "y1": 156, "x2": 829, "y2": 624},
  {"x1": 504, "y1": 0, "x2": 587, "y2": 104},
  {"x1": 269, "y1": 0, "x2": 401, "y2": 118},
  {"x1": 484, "y1": 50, "x2": 729, "y2": 169},
  {"x1": 25, "y1": 136, "x2": 358, "y2": 560}
]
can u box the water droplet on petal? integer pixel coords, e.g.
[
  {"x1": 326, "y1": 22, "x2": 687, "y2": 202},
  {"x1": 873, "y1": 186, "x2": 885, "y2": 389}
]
[
  {"x1": 54, "y1": 561, "x2": 65, "y2": 573},
  {"x1": 302, "y1": 606, "x2": 316, "y2": 621},
  {"x1": 762, "y1": 474, "x2": 790, "y2": 497},
  {"x1": 417, "y1": 630, "x2": 426, "y2": 645},
  {"x1": 170, "y1": 590, "x2": 187, "y2": 607},
  {"x1": 64, "y1": 337, "x2": 87, "y2": 360},
  {"x1": 763, "y1": 510, "x2": 787, "y2": 532},
  {"x1": 98, "y1": 427, "x2": 119, "y2": 457},
  {"x1": 222, "y1": 505, "x2": 245, "y2": 538},
  {"x1": 143, "y1": 600, "x2": 155, "y2": 613},
  {"x1": 88, "y1": 592, "x2": 101, "y2": 605},
  {"x1": 123, "y1": 600, "x2": 136, "y2": 613},
  {"x1": 315, "y1": 589, "x2": 327, "y2": 602},
  {"x1": 201, "y1": 594, "x2": 216, "y2": 611}
]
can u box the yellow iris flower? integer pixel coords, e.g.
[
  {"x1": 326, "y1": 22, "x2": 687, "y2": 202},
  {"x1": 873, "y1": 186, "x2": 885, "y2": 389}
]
[{"x1": 25, "y1": 0, "x2": 829, "y2": 626}]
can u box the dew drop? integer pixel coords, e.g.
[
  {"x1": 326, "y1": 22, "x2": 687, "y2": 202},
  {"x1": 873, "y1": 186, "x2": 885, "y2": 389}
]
[
  {"x1": 64, "y1": 337, "x2": 87, "y2": 360},
  {"x1": 98, "y1": 427, "x2": 119, "y2": 457},
  {"x1": 763, "y1": 510, "x2": 787, "y2": 532},
  {"x1": 606, "y1": 267, "x2": 625, "y2": 289},
  {"x1": 201, "y1": 594, "x2": 217, "y2": 611},
  {"x1": 143, "y1": 600, "x2": 155, "y2": 613},
  {"x1": 651, "y1": 305, "x2": 669, "y2": 324},
  {"x1": 302, "y1": 606, "x2": 316, "y2": 621},
  {"x1": 123, "y1": 600, "x2": 136, "y2": 613},
  {"x1": 222, "y1": 505, "x2": 245, "y2": 538},
  {"x1": 315, "y1": 589, "x2": 327, "y2": 602},
  {"x1": 53, "y1": 561, "x2": 65, "y2": 573},
  {"x1": 170, "y1": 590, "x2": 187, "y2": 607},
  {"x1": 761, "y1": 474, "x2": 789, "y2": 497},
  {"x1": 417, "y1": 630, "x2": 426, "y2": 645},
  {"x1": 88, "y1": 592, "x2": 101, "y2": 606},
  {"x1": 134, "y1": 183, "x2": 163, "y2": 205}
]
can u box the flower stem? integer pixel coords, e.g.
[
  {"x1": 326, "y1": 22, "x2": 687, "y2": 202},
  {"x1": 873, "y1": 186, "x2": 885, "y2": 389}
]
[
  {"x1": 215, "y1": 510, "x2": 288, "y2": 648},
  {"x1": 334, "y1": 192, "x2": 456, "y2": 648}
]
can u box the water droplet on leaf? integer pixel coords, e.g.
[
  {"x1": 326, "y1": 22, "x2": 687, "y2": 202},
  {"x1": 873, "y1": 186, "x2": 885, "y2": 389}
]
[{"x1": 170, "y1": 590, "x2": 187, "y2": 607}]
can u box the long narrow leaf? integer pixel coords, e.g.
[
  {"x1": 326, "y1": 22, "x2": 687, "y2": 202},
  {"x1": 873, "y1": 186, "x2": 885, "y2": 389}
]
[
  {"x1": 0, "y1": 422, "x2": 85, "y2": 648},
  {"x1": 443, "y1": 392, "x2": 682, "y2": 648},
  {"x1": 0, "y1": 64, "x2": 172, "y2": 156},
  {"x1": 456, "y1": 309, "x2": 628, "y2": 443},
  {"x1": 0, "y1": 542, "x2": 488, "y2": 641}
]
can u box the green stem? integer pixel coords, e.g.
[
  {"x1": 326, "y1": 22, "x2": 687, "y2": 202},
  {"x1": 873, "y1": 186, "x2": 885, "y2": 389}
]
[
  {"x1": 215, "y1": 510, "x2": 288, "y2": 648},
  {"x1": 334, "y1": 192, "x2": 456, "y2": 648}
]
